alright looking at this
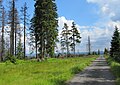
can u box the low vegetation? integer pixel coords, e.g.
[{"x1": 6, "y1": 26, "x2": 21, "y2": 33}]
[
  {"x1": 106, "y1": 55, "x2": 120, "y2": 85},
  {"x1": 0, "y1": 55, "x2": 97, "y2": 85}
]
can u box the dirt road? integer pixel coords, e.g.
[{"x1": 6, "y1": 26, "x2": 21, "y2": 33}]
[{"x1": 67, "y1": 56, "x2": 116, "y2": 85}]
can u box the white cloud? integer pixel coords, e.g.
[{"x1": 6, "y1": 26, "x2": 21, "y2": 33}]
[
  {"x1": 57, "y1": 16, "x2": 80, "y2": 39},
  {"x1": 84, "y1": 0, "x2": 120, "y2": 52},
  {"x1": 57, "y1": 16, "x2": 114, "y2": 53},
  {"x1": 87, "y1": 0, "x2": 120, "y2": 21},
  {"x1": 57, "y1": 16, "x2": 80, "y2": 52}
]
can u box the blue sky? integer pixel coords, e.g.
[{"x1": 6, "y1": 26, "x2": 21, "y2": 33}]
[
  {"x1": 3, "y1": 0, "x2": 120, "y2": 53},
  {"x1": 16, "y1": 0, "x2": 99, "y2": 26},
  {"x1": 56, "y1": 0, "x2": 99, "y2": 26}
]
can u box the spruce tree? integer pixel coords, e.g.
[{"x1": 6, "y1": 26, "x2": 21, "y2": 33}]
[
  {"x1": 60, "y1": 23, "x2": 71, "y2": 57},
  {"x1": 8, "y1": 0, "x2": 18, "y2": 57},
  {"x1": 98, "y1": 49, "x2": 100, "y2": 55},
  {"x1": 30, "y1": 0, "x2": 58, "y2": 60},
  {"x1": 45, "y1": 0, "x2": 58, "y2": 57},
  {"x1": 14, "y1": 8, "x2": 19, "y2": 56},
  {"x1": 10, "y1": 0, "x2": 15, "y2": 56},
  {"x1": 21, "y1": 2, "x2": 29, "y2": 59},
  {"x1": 104, "y1": 48, "x2": 108, "y2": 55},
  {"x1": 69, "y1": 22, "x2": 81, "y2": 55},
  {"x1": 110, "y1": 26, "x2": 120, "y2": 61},
  {"x1": 0, "y1": 1, "x2": 5, "y2": 61},
  {"x1": 60, "y1": 36, "x2": 66, "y2": 54},
  {"x1": 16, "y1": 29, "x2": 23, "y2": 59}
]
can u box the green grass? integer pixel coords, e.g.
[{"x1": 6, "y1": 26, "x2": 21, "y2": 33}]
[
  {"x1": 105, "y1": 55, "x2": 120, "y2": 85},
  {"x1": 0, "y1": 55, "x2": 97, "y2": 85}
]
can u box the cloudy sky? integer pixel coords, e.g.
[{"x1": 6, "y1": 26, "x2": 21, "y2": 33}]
[
  {"x1": 3, "y1": 0, "x2": 120, "y2": 53},
  {"x1": 56, "y1": 0, "x2": 120, "y2": 52}
]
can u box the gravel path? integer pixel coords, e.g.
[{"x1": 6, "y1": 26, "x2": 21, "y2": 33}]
[{"x1": 67, "y1": 56, "x2": 116, "y2": 85}]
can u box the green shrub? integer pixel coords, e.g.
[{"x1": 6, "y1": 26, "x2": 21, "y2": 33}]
[
  {"x1": 70, "y1": 66, "x2": 82, "y2": 74},
  {"x1": 5, "y1": 55, "x2": 16, "y2": 64},
  {"x1": 116, "y1": 78, "x2": 120, "y2": 85},
  {"x1": 106, "y1": 56, "x2": 120, "y2": 85}
]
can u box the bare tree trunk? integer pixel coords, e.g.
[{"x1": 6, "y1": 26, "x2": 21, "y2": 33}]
[
  {"x1": 10, "y1": 0, "x2": 15, "y2": 56},
  {"x1": 35, "y1": 36, "x2": 37, "y2": 59},
  {"x1": 66, "y1": 35, "x2": 69, "y2": 58},
  {"x1": 15, "y1": 23, "x2": 17, "y2": 56},
  {"x1": 1, "y1": 7, "x2": 5, "y2": 61},
  {"x1": 73, "y1": 35, "x2": 75, "y2": 56},
  {"x1": 23, "y1": 7, "x2": 26, "y2": 59},
  {"x1": 21, "y1": 2, "x2": 28, "y2": 59},
  {"x1": 88, "y1": 36, "x2": 91, "y2": 55}
]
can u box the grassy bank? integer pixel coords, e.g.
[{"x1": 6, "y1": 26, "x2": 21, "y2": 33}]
[
  {"x1": 0, "y1": 55, "x2": 97, "y2": 85},
  {"x1": 105, "y1": 55, "x2": 120, "y2": 85}
]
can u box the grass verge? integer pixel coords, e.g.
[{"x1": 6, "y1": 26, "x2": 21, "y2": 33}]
[
  {"x1": 0, "y1": 55, "x2": 97, "y2": 85},
  {"x1": 105, "y1": 55, "x2": 120, "y2": 85}
]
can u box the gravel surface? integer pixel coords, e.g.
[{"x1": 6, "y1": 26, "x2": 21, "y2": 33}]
[{"x1": 67, "y1": 56, "x2": 116, "y2": 85}]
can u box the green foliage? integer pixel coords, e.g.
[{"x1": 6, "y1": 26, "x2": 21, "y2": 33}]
[
  {"x1": 0, "y1": 55, "x2": 97, "y2": 85},
  {"x1": 60, "y1": 22, "x2": 81, "y2": 56},
  {"x1": 92, "y1": 51, "x2": 97, "y2": 55},
  {"x1": 16, "y1": 40, "x2": 23, "y2": 59},
  {"x1": 106, "y1": 56, "x2": 120, "y2": 85},
  {"x1": 30, "y1": 0, "x2": 58, "y2": 58},
  {"x1": 60, "y1": 23, "x2": 71, "y2": 57},
  {"x1": 104, "y1": 48, "x2": 109, "y2": 55},
  {"x1": 110, "y1": 26, "x2": 120, "y2": 62},
  {"x1": 5, "y1": 55, "x2": 16, "y2": 64},
  {"x1": 69, "y1": 22, "x2": 81, "y2": 54},
  {"x1": 97, "y1": 49, "x2": 100, "y2": 55},
  {"x1": 70, "y1": 66, "x2": 82, "y2": 74}
]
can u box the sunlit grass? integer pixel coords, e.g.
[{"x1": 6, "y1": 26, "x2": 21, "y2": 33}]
[
  {"x1": 0, "y1": 55, "x2": 97, "y2": 85},
  {"x1": 105, "y1": 55, "x2": 120, "y2": 85}
]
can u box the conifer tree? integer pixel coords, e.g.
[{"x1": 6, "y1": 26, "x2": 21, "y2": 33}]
[
  {"x1": 60, "y1": 36, "x2": 66, "y2": 54},
  {"x1": 0, "y1": 1, "x2": 5, "y2": 61},
  {"x1": 61, "y1": 23, "x2": 71, "y2": 57},
  {"x1": 14, "y1": 8, "x2": 19, "y2": 56},
  {"x1": 10, "y1": 0, "x2": 15, "y2": 56},
  {"x1": 69, "y1": 22, "x2": 81, "y2": 55},
  {"x1": 110, "y1": 26, "x2": 120, "y2": 61},
  {"x1": 8, "y1": 0, "x2": 18, "y2": 57},
  {"x1": 30, "y1": 0, "x2": 58, "y2": 60},
  {"x1": 21, "y1": 2, "x2": 29, "y2": 59},
  {"x1": 104, "y1": 48, "x2": 108, "y2": 55},
  {"x1": 98, "y1": 49, "x2": 100, "y2": 55},
  {"x1": 16, "y1": 26, "x2": 23, "y2": 59}
]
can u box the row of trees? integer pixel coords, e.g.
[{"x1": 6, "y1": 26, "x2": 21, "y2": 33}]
[
  {"x1": 110, "y1": 26, "x2": 120, "y2": 62},
  {"x1": 0, "y1": 0, "x2": 82, "y2": 62},
  {"x1": 60, "y1": 22, "x2": 81, "y2": 57},
  {"x1": 0, "y1": 0, "x2": 28, "y2": 62}
]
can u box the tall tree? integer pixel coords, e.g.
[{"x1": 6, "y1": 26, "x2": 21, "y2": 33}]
[
  {"x1": 9, "y1": 0, "x2": 15, "y2": 56},
  {"x1": 30, "y1": 0, "x2": 58, "y2": 60},
  {"x1": 88, "y1": 36, "x2": 91, "y2": 55},
  {"x1": 21, "y1": 2, "x2": 29, "y2": 59},
  {"x1": 45, "y1": 0, "x2": 58, "y2": 57},
  {"x1": 0, "y1": 1, "x2": 5, "y2": 61},
  {"x1": 30, "y1": 15, "x2": 38, "y2": 59},
  {"x1": 8, "y1": 0, "x2": 18, "y2": 57},
  {"x1": 14, "y1": 8, "x2": 19, "y2": 56},
  {"x1": 110, "y1": 26, "x2": 120, "y2": 61},
  {"x1": 16, "y1": 24, "x2": 23, "y2": 59},
  {"x1": 60, "y1": 36, "x2": 66, "y2": 54},
  {"x1": 1, "y1": 7, "x2": 5, "y2": 61},
  {"x1": 60, "y1": 23, "x2": 71, "y2": 57},
  {"x1": 98, "y1": 49, "x2": 100, "y2": 55},
  {"x1": 69, "y1": 22, "x2": 81, "y2": 55},
  {"x1": 104, "y1": 48, "x2": 109, "y2": 55}
]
